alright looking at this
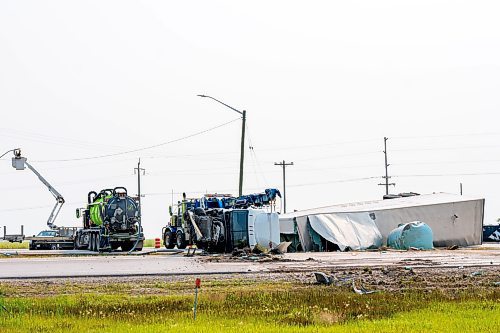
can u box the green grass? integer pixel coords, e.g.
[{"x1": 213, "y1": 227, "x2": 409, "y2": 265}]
[
  {"x1": 0, "y1": 241, "x2": 28, "y2": 250},
  {"x1": 143, "y1": 238, "x2": 163, "y2": 248},
  {"x1": 0, "y1": 282, "x2": 498, "y2": 332}
]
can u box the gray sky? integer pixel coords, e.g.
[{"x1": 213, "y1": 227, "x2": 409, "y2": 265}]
[{"x1": 1, "y1": 0, "x2": 499, "y2": 238}]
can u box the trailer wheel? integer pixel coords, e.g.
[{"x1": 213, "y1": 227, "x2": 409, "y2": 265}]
[
  {"x1": 164, "y1": 230, "x2": 175, "y2": 249},
  {"x1": 176, "y1": 231, "x2": 186, "y2": 249}
]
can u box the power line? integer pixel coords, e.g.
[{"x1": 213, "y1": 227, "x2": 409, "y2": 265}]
[
  {"x1": 143, "y1": 176, "x2": 381, "y2": 197},
  {"x1": 284, "y1": 150, "x2": 381, "y2": 164},
  {"x1": 391, "y1": 145, "x2": 500, "y2": 152},
  {"x1": 392, "y1": 132, "x2": 500, "y2": 140},
  {"x1": 0, "y1": 201, "x2": 81, "y2": 213},
  {"x1": 257, "y1": 138, "x2": 380, "y2": 152},
  {"x1": 394, "y1": 172, "x2": 500, "y2": 178},
  {"x1": 245, "y1": 122, "x2": 269, "y2": 187},
  {"x1": 32, "y1": 118, "x2": 240, "y2": 163},
  {"x1": 289, "y1": 176, "x2": 380, "y2": 188},
  {"x1": 392, "y1": 158, "x2": 500, "y2": 166},
  {"x1": 0, "y1": 127, "x2": 127, "y2": 151}
]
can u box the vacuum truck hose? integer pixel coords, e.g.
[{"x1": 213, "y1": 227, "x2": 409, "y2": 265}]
[{"x1": 127, "y1": 218, "x2": 142, "y2": 254}]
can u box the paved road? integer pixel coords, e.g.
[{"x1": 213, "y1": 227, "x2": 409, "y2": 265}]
[
  {"x1": 0, "y1": 246, "x2": 498, "y2": 279},
  {"x1": 0, "y1": 255, "x2": 261, "y2": 279}
]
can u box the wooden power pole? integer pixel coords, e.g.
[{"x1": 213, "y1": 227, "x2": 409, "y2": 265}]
[{"x1": 274, "y1": 160, "x2": 294, "y2": 213}]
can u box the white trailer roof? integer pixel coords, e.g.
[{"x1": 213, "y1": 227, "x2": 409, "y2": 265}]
[
  {"x1": 280, "y1": 192, "x2": 485, "y2": 248},
  {"x1": 283, "y1": 193, "x2": 484, "y2": 218}
]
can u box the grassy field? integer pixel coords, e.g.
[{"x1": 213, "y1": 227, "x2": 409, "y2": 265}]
[
  {"x1": 0, "y1": 241, "x2": 28, "y2": 250},
  {"x1": 1, "y1": 280, "x2": 498, "y2": 332}
]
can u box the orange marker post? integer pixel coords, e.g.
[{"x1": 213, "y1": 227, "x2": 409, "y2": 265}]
[{"x1": 193, "y1": 278, "x2": 201, "y2": 320}]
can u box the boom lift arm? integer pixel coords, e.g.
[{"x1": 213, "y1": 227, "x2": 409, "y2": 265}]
[{"x1": 11, "y1": 149, "x2": 65, "y2": 229}]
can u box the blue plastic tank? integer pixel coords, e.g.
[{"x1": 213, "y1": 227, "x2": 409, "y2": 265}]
[{"x1": 387, "y1": 221, "x2": 433, "y2": 250}]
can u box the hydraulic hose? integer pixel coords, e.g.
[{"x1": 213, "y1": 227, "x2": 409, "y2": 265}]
[{"x1": 127, "y1": 218, "x2": 142, "y2": 254}]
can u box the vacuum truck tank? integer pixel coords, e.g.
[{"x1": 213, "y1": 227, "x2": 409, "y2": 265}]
[{"x1": 74, "y1": 187, "x2": 144, "y2": 252}]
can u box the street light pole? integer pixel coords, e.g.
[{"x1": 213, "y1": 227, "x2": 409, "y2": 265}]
[
  {"x1": 198, "y1": 94, "x2": 246, "y2": 196},
  {"x1": 238, "y1": 110, "x2": 246, "y2": 197}
]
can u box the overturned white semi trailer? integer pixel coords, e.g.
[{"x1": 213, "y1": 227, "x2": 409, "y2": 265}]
[{"x1": 279, "y1": 193, "x2": 484, "y2": 251}]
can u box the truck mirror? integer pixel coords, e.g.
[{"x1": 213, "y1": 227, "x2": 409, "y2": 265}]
[
  {"x1": 76, "y1": 209, "x2": 80, "y2": 219},
  {"x1": 169, "y1": 206, "x2": 172, "y2": 216}
]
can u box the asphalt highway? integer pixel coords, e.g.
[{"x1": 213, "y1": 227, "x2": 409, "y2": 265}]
[{"x1": 0, "y1": 245, "x2": 498, "y2": 279}]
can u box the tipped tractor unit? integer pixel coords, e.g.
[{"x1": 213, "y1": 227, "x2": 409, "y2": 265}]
[{"x1": 162, "y1": 189, "x2": 282, "y2": 253}]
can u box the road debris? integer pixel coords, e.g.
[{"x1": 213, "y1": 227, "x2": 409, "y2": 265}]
[
  {"x1": 270, "y1": 242, "x2": 292, "y2": 255},
  {"x1": 313, "y1": 272, "x2": 331, "y2": 285},
  {"x1": 352, "y1": 279, "x2": 377, "y2": 295}
]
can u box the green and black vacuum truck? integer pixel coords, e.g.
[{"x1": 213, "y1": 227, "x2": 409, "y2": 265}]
[{"x1": 74, "y1": 187, "x2": 144, "y2": 252}]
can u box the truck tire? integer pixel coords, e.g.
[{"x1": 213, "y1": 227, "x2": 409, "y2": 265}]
[
  {"x1": 121, "y1": 241, "x2": 134, "y2": 252},
  {"x1": 90, "y1": 233, "x2": 96, "y2": 252},
  {"x1": 96, "y1": 234, "x2": 101, "y2": 252},
  {"x1": 164, "y1": 230, "x2": 175, "y2": 249},
  {"x1": 50, "y1": 244, "x2": 58, "y2": 250},
  {"x1": 134, "y1": 240, "x2": 143, "y2": 252},
  {"x1": 176, "y1": 231, "x2": 186, "y2": 249}
]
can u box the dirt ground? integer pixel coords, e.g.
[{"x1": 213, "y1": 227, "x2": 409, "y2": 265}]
[{"x1": 1, "y1": 264, "x2": 499, "y2": 297}]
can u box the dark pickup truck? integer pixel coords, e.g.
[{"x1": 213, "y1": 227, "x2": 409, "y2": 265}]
[{"x1": 27, "y1": 227, "x2": 78, "y2": 250}]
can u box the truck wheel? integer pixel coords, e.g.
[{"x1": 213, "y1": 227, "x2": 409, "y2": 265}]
[
  {"x1": 90, "y1": 233, "x2": 96, "y2": 252},
  {"x1": 50, "y1": 244, "x2": 58, "y2": 250},
  {"x1": 134, "y1": 240, "x2": 143, "y2": 252},
  {"x1": 176, "y1": 231, "x2": 186, "y2": 249},
  {"x1": 96, "y1": 234, "x2": 101, "y2": 252},
  {"x1": 121, "y1": 241, "x2": 134, "y2": 252},
  {"x1": 164, "y1": 230, "x2": 175, "y2": 249}
]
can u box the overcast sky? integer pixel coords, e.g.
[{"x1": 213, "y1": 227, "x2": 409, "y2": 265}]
[{"x1": 1, "y1": 1, "x2": 499, "y2": 238}]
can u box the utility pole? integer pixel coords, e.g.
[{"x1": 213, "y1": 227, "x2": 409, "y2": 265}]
[
  {"x1": 238, "y1": 110, "x2": 246, "y2": 197},
  {"x1": 274, "y1": 160, "x2": 294, "y2": 213},
  {"x1": 134, "y1": 159, "x2": 146, "y2": 216},
  {"x1": 378, "y1": 137, "x2": 395, "y2": 195}
]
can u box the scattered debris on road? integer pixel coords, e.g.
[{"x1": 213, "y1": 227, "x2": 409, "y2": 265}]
[{"x1": 352, "y1": 279, "x2": 377, "y2": 295}]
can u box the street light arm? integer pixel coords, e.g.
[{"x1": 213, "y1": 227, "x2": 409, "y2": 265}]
[
  {"x1": 197, "y1": 94, "x2": 243, "y2": 115},
  {"x1": 197, "y1": 94, "x2": 246, "y2": 196}
]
